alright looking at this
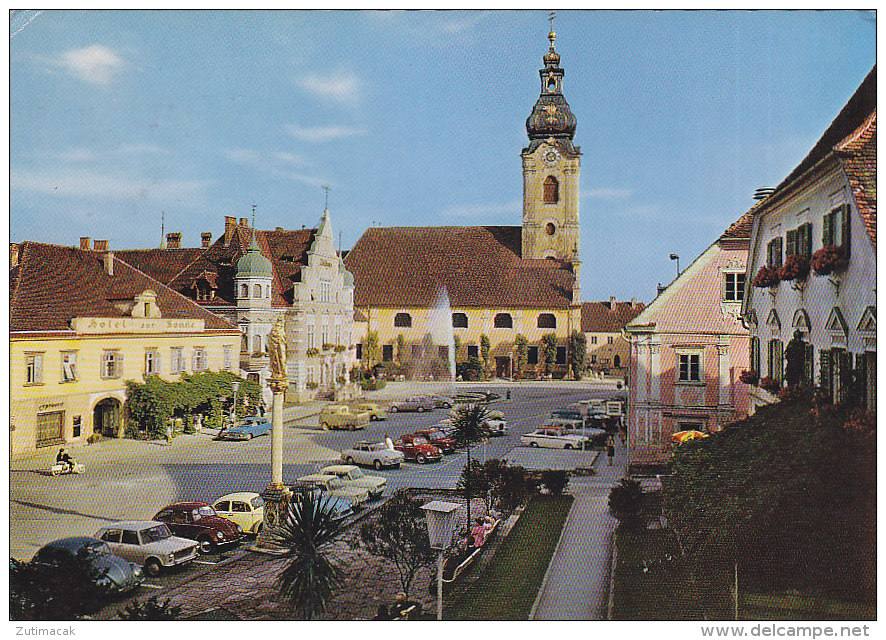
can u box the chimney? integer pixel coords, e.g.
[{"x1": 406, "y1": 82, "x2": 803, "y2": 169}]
[
  {"x1": 275, "y1": 227, "x2": 283, "y2": 232},
  {"x1": 657, "y1": 283, "x2": 667, "y2": 297},
  {"x1": 94, "y1": 239, "x2": 108, "y2": 252},
  {"x1": 239, "y1": 217, "x2": 249, "y2": 227},
  {"x1": 201, "y1": 232, "x2": 212, "y2": 248},
  {"x1": 10, "y1": 243, "x2": 19, "y2": 268},
  {"x1": 103, "y1": 251, "x2": 114, "y2": 276},
  {"x1": 610, "y1": 296, "x2": 617, "y2": 309},
  {"x1": 224, "y1": 216, "x2": 236, "y2": 245},
  {"x1": 167, "y1": 232, "x2": 182, "y2": 249},
  {"x1": 631, "y1": 297, "x2": 638, "y2": 309},
  {"x1": 80, "y1": 237, "x2": 91, "y2": 251}
]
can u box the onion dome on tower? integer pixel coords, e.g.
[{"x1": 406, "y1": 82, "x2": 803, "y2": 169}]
[
  {"x1": 236, "y1": 233, "x2": 273, "y2": 278},
  {"x1": 525, "y1": 27, "x2": 578, "y2": 154}
]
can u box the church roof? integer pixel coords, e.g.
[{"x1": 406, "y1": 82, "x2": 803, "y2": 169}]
[
  {"x1": 836, "y1": 110, "x2": 876, "y2": 247},
  {"x1": 344, "y1": 226, "x2": 576, "y2": 309},
  {"x1": 10, "y1": 242, "x2": 239, "y2": 333},
  {"x1": 581, "y1": 301, "x2": 646, "y2": 333}
]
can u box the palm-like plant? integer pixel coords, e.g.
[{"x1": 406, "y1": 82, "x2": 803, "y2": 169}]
[
  {"x1": 273, "y1": 489, "x2": 344, "y2": 620},
  {"x1": 449, "y1": 403, "x2": 490, "y2": 533}
]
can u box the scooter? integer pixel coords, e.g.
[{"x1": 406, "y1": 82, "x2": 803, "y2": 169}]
[{"x1": 50, "y1": 461, "x2": 85, "y2": 476}]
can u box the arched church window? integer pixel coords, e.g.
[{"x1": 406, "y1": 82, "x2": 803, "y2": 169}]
[
  {"x1": 240, "y1": 284, "x2": 248, "y2": 298},
  {"x1": 252, "y1": 334, "x2": 262, "y2": 354},
  {"x1": 543, "y1": 176, "x2": 559, "y2": 204},
  {"x1": 452, "y1": 312, "x2": 468, "y2": 328},
  {"x1": 537, "y1": 313, "x2": 556, "y2": 329},
  {"x1": 394, "y1": 312, "x2": 412, "y2": 328},
  {"x1": 494, "y1": 313, "x2": 513, "y2": 329},
  {"x1": 254, "y1": 284, "x2": 262, "y2": 298}
]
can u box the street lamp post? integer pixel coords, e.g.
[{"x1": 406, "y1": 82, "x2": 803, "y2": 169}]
[
  {"x1": 669, "y1": 253, "x2": 680, "y2": 280},
  {"x1": 421, "y1": 500, "x2": 461, "y2": 621},
  {"x1": 230, "y1": 382, "x2": 240, "y2": 427}
]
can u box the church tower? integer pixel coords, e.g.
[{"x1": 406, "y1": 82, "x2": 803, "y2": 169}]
[{"x1": 522, "y1": 23, "x2": 580, "y2": 263}]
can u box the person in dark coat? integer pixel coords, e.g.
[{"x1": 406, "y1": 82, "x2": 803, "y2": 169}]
[{"x1": 607, "y1": 436, "x2": 616, "y2": 466}]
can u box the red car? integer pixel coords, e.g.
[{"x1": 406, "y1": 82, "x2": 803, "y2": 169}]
[
  {"x1": 393, "y1": 434, "x2": 443, "y2": 464},
  {"x1": 153, "y1": 502, "x2": 243, "y2": 554},
  {"x1": 412, "y1": 428, "x2": 457, "y2": 454}
]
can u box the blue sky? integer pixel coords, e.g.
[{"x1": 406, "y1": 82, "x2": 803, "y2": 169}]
[{"x1": 9, "y1": 9, "x2": 876, "y2": 302}]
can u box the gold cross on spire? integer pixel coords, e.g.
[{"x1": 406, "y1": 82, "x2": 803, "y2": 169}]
[
  {"x1": 322, "y1": 184, "x2": 330, "y2": 210},
  {"x1": 548, "y1": 10, "x2": 557, "y2": 48}
]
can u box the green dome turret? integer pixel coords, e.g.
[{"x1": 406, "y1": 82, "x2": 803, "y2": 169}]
[{"x1": 236, "y1": 233, "x2": 272, "y2": 278}]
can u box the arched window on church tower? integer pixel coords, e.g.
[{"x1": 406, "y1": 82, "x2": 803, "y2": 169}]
[
  {"x1": 254, "y1": 284, "x2": 262, "y2": 298},
  {"x1": 240, "y1": 284, "x2": 248, "y2": 299},
  {"x1": 543, "y1": 175, "x2": 559, "y2": 204}
]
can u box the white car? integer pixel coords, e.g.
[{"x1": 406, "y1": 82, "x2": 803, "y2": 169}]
[
  {"x1": 520, "y1": 427, "x2": 590, "y2": 450},
  {"x1": 94, "y1": 521, "x2": 199, "y2": 577},
  {"x1": 341, "y1": 441, "x2": 405, "y2": 470},
  {"x1": 295, "y1": 474, "x2": 370, "y2": 505},
  {"x1": 484, "y1": 411, "x2": 509, "y2": 436},
  {"x1": 319, "y1": 464, "x2": 387, "y2": 499},
  {"x1": 213, "y1": 492, "x2": 265, "y2": 535}
]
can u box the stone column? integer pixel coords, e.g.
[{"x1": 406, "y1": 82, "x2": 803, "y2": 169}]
[{"x1": 253, "y1": 374, "x2": 290, "y2": 554}]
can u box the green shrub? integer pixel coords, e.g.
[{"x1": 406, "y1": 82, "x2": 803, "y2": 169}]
[
  {"x1": 608, "y1": 478, "x2": 643, "y2": 516},
  {"x1": 540, "y1": 469, "x2": 569, "y2": 496},
  {"x1": 117, "y1": 596, "x2": 182, "y2": 620}
]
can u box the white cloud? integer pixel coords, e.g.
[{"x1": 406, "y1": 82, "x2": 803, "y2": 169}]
[
  {"x1": 270, "y1": 151, "x2": 311, "y2": 167},
  {"x1": 581, "y1": 187, "x2": 635, "y2": 200},
  {"x1": 285, "y1": 124, "x2": 366, "y2": 143},
  {"x1": 295, "y1": 70, "x2": 363, "y2": 105},
  {"x1": 44, "y1": 44, "x2": 125, "y2": 85},
  {"x1": 11, "y1": 168, "x2": 209, "y2": 201},
  {"x1": 222, "y1": 147, "x2": 324, "y2": 186},
  {"x1": 441, "y1": 199, "x2": 522, "y2": 218}
]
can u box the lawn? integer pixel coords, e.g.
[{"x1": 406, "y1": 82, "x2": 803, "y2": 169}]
[{"x1": 446, "y1": 494, "x2": 573, "y2": 621}]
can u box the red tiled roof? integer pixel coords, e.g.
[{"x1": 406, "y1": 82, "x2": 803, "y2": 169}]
[
  {"x1": 581, "y1": 301, "x2": 645, "y2": 333},
  {"x1": 113, "y1": 247, "x2": 203, "y2": 286},
  {"x1": 10, "y1": 242, "x2": 239, "y2": 333},
  {"x1": 719, "y1": 210, "x2": 755, "y2": 241},
  {"x1": 344, "y1": 226, "x2": 576, "y2": 309},
  {"x1": 836, "y1": 111, "x2": 876, "y2": 247}
]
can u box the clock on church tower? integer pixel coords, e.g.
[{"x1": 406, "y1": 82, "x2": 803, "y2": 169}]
[{"x1": 521, "y1": 25, "x2": 581, "y2": 263}]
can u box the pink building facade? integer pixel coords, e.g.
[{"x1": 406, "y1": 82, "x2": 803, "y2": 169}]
[{"x1": 625, "y1": 215, "x2": 753, "y2": 470}]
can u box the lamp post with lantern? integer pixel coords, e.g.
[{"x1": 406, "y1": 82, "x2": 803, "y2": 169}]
[{"x1": 421, "y1": 500, "x2": 461, "y2": 621}]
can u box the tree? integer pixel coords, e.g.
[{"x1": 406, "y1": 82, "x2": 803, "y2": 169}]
[
  {"x1": 479, "y1": 334, "x2": 491, "y2": 378},
  {"x1": 364, "y1": 331, "x2": 380, "y2": 368},
  {"x1": 568, "y1": 330, "x2": 587, "y2": 380},
  {"x1": 449, "y1": 403, "x2": 491, "y2": 531},
  {"x1": 541, "y1": 469, "x2": 569, "y2": 496},
  {"x1": 10, "y1": 556, "x2": 110, "y2": 620},
  {"x1": 541, "y1": 333, "x2": 558, "y2": 375},
  {"x1": 514, "y1": 334, "x2": 528, "y2": 378},
  {"x1": 396, "y1": 334, "x2": 406, "y2": 365},
  {"x1": 274, "y1": 489, "x2": 344, "y2": 620},
  {"x1": 359, "y1": 490, "x2": 436, "y2": 598},
  {"x1": 453, "y1": 335, "x2": 462, "y2": 363}
]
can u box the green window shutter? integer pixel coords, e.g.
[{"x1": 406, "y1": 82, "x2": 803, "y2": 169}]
[
  {"x1": 775, "y1": 340, "x2": 784, "y2": 382},
  {"x1": 820, "y1": 350, "x2": 831, "y2": 397},
  {"x1": 803, "y1": 223, "x2": 813, "y2": 257},
  {"x1": 804, "y1": 343, "x2": 814, "y2": 385},
  {"x1": 785, "y1": 229, "x2": 797, "y2": 256},
  {"x1": 774, "y1": 237, "x2": 783, "y2": 267},
  {"x1": 823, "y1": 212, "x2": 834, "y2": 246},
  {"x1": 841, "y1": 204, "x2": 851, "y2": 256}
]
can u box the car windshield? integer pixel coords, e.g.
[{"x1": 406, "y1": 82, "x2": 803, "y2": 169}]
[
  {"x1": 80, "y1": 540, "x2": 111, "y2": 557},
  {"x1": 349, "y1": 468, "x2": 364, "y2": 478},
  {"x1": 250, "y1": 496, "x2": 265, "y2": 509},
  {"x1": 192, "y1": 506, "x2": 216, "y2": 520},
  {"x1": 327, "y1": 477, "x2": 344, "y2": 489},
  {"x1": 141, "y1": 524, "x2": 172, "y2": 543},
  {"x1": 413, "y1": 436, "x2": 429, "y2": 444},
  {"x1": 369, "y1": 443, "x2": 385, "y2": 451}
]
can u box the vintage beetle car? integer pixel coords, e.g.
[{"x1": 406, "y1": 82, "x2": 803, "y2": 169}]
[
  {"x1": 94, "y1": 521, "x2": 198, "y2": 577},
  {"x1": 319, "y1": 464, "x2": 387, "y2": 499},
  {"x1": 153, "y1": 502, "x2": 243, "y2": 554},
  {"x1": 351, "y1": 402, "x2": 387, "y2": 421},
  {"x1": 484, "y1": 410, "x2": 509, "y2": 436},
  {"x1": 411, "y1": 428, "x2": 457, "y2": 454},
  {"x1": 219, "y1": 416, "x2": 271, "y2": 441},
  {"x1": 427, "y1": 394, "x2": 454, "y2": 408},
  {"x1": 213, "y1": 492, "x2": 265, "y2": 535},
  {"x1": 341, "y1": 441, "x2": 405, "y2": 470},
  {"x1": 393, "y1": 434, "x2": 443, "y2": 463},
  {"x1": 31, "y1": 536, "x2": 144, "y2": 594},
  {"x1": 389, "y1": 396, "x2": 436, "y2": 413}
]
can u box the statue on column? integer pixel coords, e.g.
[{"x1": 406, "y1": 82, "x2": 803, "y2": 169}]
[{"x1": 269, "y1": 316, "x2": 287, "y2": 380}]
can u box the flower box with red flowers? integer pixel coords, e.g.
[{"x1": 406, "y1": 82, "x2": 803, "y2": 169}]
[
  {"x1": 810, "y1": 245, "x2": 848, "y2": 276},
  {"x1": 759, "y1": 376, "x2": 781, "y2": 394},
  {"x1": 752, "y1": 265, "x2": 780, "y2": 288},
  {"x1": 739, "y1": 369, "x2": 759, "y2": 385},
  {"x1": 778, "y1": 254, "x2": 810, "y2": 281}
]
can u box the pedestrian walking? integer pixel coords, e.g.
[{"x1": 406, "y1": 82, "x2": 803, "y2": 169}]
[
  {"x1": 164, "y1": 423, "x2": 172, "y2": 445},
  {"x1": 506, "y1": 388, "x2": 511, "y2": 400},
  {"x1": 607, "y1": 436, "x2": 615, "y2": 466}
]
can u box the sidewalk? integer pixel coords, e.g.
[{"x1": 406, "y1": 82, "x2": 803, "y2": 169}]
[{"x1": 530, "y1": 441, "x2": 627, "y2": 620}]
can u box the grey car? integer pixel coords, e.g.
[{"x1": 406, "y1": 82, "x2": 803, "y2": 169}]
[
  {"x1": 341, "y1": 440, "x2": 405, "y2": 469},
  {"x1": 31, "y1": 536, "x2": 144, "y2": 594},
  {"x1": 95, "y1": 521, "x2": 199, "y2": 577},
  {"x1": 389, "y1": 396, "x2": 436, "y2": 413}
]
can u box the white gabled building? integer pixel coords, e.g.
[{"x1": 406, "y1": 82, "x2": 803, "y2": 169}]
[{"x1": 742, "y1": 68, "x2": 876, "y2": 412}]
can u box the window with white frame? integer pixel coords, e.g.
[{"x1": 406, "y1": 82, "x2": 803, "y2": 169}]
[
  {"x1": 223, "y1": 345, "x2": 233, "y2": 370},
  {"x1": 591, "y1": 336, "x2": 598, "y2": 345},
  {"x1": 101, "y1": 350, "x2": 123, "y2": 379},
  {"x1": 192, "y1": 347, "x2": 207, "y2": 371},
  {"x1": 607, "y1": 336, "x2": 614, "y2": 344},
  {"x1": 723, "y1": 271, "x2": 746, "y2": 302},
  {"x1": 171, "y1": 347, "x2": 185, "y2": 373},
  {"x1": 26, "y1": 353, "x2": 43, "y2": 384},
  {"x1": 144, "y1": 349, "x2": 160, "y2": 375},
  {"x1": 676, "y1": 350, "x2": 702, "y2": 383},
  {"x1": 319, "y1": 280, "x2": 331, "y2": 303},
  {"x1": 61, "y1": 352, "x2": 77, "y2": 382},
  {"x1": 307, "y1": 322, "x2": 316, "y2": 349}
]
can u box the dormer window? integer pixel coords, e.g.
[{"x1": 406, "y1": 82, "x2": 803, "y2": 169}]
[
  {"x1": 132, "y1": 290, "x2": 160, "y2": 318},
  {"x1": 723, "y1": 271, "x2": 745, "y2": 302}
]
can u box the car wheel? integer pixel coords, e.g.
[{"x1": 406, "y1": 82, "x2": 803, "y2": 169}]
[
  {"x1": 417, "y1": 406, "x2": 425, "y2": 413},
  {"x1": 443, "y1": 402, "x2": 451, "y2": 408},
  {"x1": 529, "y1": 442, "x2": 539, "y2": 448},
  {"x1": 254, "y1": 522, "x2": 263, "y2": 535},
  {"x1": 248, "y1": 433, "x2": 254, "y2": 440},
  {"x1": 197, "y1": 538, "x2": 214, "y2": 554},
  {"x1": 321, "y1": 422, "x2": 330, "y2": 431},
  {"x1": 373, "y1": 459, "x2": 383, "y2": 471},
  {"x1": 564, "y1": 444, "x2": 573, "y2": 450},
  {"x1": 144, "y1": 558, "x2": 162, "y2": 578},
  {"x1": 389, "y1": 406, "x2": 398, "y2": 413},
  {"x1": 346, "y1": 457, "x2": 356, "y2": 465},
  {"x1": 417, "y1": 454, "x2": 426, "y2": 464}
]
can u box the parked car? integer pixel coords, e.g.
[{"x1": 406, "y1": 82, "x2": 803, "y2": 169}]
[
  {"x1": 319, "y1": 464, "x2": 387, "y2": 499},
  {"x1": 341, "y1": 441, "x2": 405, "y2": 470},
  {"x1": 484, "y1": 410, "x2": 509, "y2": 436},
  {"x1": 551, "y1": 408, "x2": 584, "y2": 423},
  {"x1": 31, "y1": 536, "x2": 144, "y2": 594},
  {"x1": 94, "y1": 521, "x2": 199, "y2": 577},
  {"x1": 289, "y1": 488, "x2": 356, "y2": 522},
  {"x1": 295, "y1": 474, "x2": 370, "y2": 505},
  {"x1": 153, "y1": 502, "x2": 243, "y2": 554},
  {"x1": 393, "y1": 434, "x2": 443, "y2": 463},
  {"x1": 520, "y1": 427, "x2": 590, "y2": 450},
  {"x1": 212, "y1": 492, "x2": 265, "y2": 535},
  {"x1": 351, "y1": 402, "x2": 387, "y2": 421},
  {"x1": 411, "y1": 428, "x2": 457, "y2": 453},
  {"x1": 389, "y1": 396, "x2": 436, "y2": 413},
  {"x1": 319, "y1": 405, "x2": 370, "y2": 430},
  {"x1": 428, "y1": 394, "x2": 454, "y2": 408},
  {"x1": 547, "y1": 419, "x2": 608, "y2": 445},
  {"x1": 219, "y1": 416, "x2": 271, "y2": 440}
]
